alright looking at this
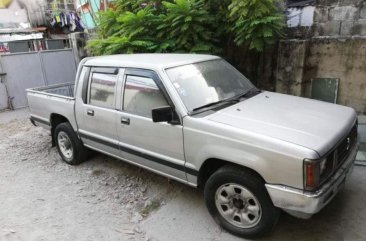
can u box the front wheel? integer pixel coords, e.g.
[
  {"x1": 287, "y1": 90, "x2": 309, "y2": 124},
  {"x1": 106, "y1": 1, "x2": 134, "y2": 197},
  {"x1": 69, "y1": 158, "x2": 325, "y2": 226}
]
[
  {"x1": 54, "y1": 122, "x2": 89, "y2": 165},
  {"x1": 204, "y1": 165, "x2": 280, "y2": 239}
]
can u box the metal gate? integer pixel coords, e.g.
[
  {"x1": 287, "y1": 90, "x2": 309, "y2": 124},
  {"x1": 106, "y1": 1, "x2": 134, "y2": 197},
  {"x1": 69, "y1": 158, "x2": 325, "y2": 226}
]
[{"x1": 0, "y1": 49, "x2": 77, "y2": 110}]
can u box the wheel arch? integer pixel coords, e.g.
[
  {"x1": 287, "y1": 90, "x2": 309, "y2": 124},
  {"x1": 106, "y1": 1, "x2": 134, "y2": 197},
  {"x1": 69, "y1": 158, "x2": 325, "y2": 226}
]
[
  {"x1": 197, "y1": 158, "x2": 266, "y2": 189},
  {"x1": 50, "y1": 113, "x2": 71, "y2": 146}
]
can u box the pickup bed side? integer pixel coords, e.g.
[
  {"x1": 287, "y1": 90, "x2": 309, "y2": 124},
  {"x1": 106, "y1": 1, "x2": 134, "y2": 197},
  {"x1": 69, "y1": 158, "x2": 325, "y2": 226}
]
[{"x1": 27, "y1": 83, "x2": 77, "y2": 143}]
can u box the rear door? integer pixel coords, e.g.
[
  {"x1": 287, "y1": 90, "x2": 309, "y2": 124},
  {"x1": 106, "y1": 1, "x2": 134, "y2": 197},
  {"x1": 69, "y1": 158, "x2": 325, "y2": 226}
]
[
  {"x1": 76, "y1": 67, "x2": 123, "y2": 157},
  {"x1": 116, "y1": 69, "x2": 187, "y2": 182}
]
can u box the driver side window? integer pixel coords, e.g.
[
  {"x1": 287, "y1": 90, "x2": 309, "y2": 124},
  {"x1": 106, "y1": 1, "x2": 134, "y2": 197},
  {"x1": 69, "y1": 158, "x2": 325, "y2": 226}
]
[{"x1": 123, "y1": 75, "x2": 168, "y2": 118}]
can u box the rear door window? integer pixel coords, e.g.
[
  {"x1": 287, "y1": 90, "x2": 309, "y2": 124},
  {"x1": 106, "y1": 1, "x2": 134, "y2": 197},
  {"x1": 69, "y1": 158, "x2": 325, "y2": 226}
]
[{"x1": 89, "y1": 71, "x2": 118, "y2": 109}]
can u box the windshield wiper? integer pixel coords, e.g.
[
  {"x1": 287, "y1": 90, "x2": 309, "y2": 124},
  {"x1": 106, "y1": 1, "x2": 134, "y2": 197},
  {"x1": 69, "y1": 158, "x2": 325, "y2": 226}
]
[
  {"x1": 233, "y1": 88, "x2": 261, "y2": 100},
  {"x1": 191, "y1": 99, "x2": 240, "y2": 114},
  {"x1": 190, "y1": 88, "x2": 261, "y2": 115}
]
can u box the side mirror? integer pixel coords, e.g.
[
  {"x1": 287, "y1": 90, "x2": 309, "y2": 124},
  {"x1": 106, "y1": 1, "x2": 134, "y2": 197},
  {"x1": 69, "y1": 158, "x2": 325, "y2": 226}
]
[{"x1": 152, "y1": 106, "x2": 175, "y2": 123}]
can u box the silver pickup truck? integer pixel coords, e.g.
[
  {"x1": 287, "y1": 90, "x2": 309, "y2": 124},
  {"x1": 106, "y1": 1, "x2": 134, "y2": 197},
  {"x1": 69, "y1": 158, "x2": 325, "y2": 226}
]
[{"x1": 27, "y1": 54, "x2": 359, "y2": 238}]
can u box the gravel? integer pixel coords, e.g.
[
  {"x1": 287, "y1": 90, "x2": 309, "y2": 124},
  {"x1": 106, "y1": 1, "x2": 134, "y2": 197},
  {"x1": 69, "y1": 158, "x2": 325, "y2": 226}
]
[{"x1": 0, "y1": 114, "x2": 188, "y2": 240}]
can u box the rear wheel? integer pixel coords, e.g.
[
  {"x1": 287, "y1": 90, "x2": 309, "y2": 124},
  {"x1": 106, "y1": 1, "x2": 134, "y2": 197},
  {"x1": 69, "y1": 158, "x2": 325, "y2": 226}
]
[
  {"x1": 54, "y1": 122, "x2": 89, "y2": 165},
  {"x1": 204, "y1": 165, "x2": 280, "y2": 239}
]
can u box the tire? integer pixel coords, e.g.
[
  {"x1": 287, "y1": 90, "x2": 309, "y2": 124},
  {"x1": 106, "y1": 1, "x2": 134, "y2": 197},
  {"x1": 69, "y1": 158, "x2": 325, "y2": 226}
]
[
  {"x1": 54, "y1": 122, "x2": 89, "y2": 165},
  {"x1": 204, "y1": 165, "x2": 280, "y2": 239}
]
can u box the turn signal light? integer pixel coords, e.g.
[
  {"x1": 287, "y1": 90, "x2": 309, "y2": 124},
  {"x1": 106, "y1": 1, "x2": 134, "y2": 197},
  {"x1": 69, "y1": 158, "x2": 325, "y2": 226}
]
[
  {"x1": 305, "y1": 163, "x2": 315, "y2": 188},
  {"x1": 304, "y1": 160, "x2": 320, "y2": 191}
]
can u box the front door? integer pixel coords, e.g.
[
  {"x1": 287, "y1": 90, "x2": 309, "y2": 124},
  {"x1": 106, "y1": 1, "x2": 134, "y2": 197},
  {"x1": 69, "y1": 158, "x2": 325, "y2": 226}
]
[{"x1": 116, "y1": 69, "x2": 186, "y2": 182}]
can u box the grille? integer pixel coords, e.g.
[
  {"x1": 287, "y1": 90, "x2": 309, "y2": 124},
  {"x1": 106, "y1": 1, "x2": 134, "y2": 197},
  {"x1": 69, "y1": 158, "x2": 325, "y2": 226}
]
[
  {"x1": 335, "y1": 123, "x2": 358, "y2": 167},
  {"x1": 317, "y1": 122, "x2": 358, "y2": 189}
]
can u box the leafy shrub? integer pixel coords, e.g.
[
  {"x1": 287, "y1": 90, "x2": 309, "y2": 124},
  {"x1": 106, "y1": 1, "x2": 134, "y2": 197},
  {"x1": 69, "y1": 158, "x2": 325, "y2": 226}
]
[
  {"x1": 86, "y1": 0, "x2": 285, "y2": 55},
  {"x1": 229, "y1": 0, "x2": 284, "y2": 51},
  {"x1": 158, "y1": 0, "x2": 218, "y2": 53}
]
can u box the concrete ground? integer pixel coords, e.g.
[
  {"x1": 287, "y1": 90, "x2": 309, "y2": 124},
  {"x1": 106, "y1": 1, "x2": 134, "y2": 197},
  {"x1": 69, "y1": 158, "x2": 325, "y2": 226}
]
[
  {"x1": 141, "y1": 167, "x2": 366, "y2": 241},
  {"x1": 1, "y1": 108, "x2": 366, "y2": 241},
  {"x1": 0, "y1": 108, "x2": 29, "y2": 123}
]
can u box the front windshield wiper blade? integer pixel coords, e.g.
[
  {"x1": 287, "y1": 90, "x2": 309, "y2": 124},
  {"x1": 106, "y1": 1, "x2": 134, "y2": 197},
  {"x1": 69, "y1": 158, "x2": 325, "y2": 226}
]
[
  {"x1": 190, "y1": 88, "x2": 261, "y2": 115},
  {"x1": 234, "y1": 88, "x2": 261, "y2": 100},
  {"x1": 191, "y1": 99, "x2": 239, "y2": 113}
]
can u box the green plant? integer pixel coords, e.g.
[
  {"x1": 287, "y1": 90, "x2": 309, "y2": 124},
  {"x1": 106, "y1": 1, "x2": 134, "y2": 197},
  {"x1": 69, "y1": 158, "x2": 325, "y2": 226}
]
[
  {"x1": 114, "y1": 0, "x2": 165, "y2": 12},
  {"x1": 229, "y1": 0, "x2": 285, "y2": 51},
  {"x1": 95, "y1": 9, "x2": 120, "y2": 39},
  {"x1": 158, "y1": 0, "x2": 218, "y2": 53},
  {"x1": 86, "y1": 0, "x2": 285, "y2": 55},
  {"x1": 205, "y1": 0, "x2": 232, "y2": 35},
  {"x1": 87, "y1": 7, "x2": 161, "y2": 55},
  {"x1": 87, "y1": 0, "x2": 220, "y2": 55}
]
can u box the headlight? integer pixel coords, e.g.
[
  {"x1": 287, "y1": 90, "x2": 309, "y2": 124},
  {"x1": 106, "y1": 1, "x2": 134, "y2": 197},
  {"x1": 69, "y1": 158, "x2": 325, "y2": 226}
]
[{"x1": 319, "y1": 158, "x2": 327, "y2": 175}]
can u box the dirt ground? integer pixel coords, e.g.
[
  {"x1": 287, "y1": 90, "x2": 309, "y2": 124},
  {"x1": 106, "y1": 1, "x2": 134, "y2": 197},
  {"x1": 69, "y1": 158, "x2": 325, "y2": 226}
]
[
  {"x1": 0, "y1": 109, "x2": 188, "y2": 241},
  {"x1": 1, "y1": 109, "x2": 366, "y2": 241}
]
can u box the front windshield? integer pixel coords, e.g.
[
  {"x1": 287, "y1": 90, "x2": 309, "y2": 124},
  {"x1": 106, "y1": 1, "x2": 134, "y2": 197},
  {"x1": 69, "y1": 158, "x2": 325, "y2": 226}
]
[{"x1": 165, "y1": 59, "x2": 255, "y2": 112}]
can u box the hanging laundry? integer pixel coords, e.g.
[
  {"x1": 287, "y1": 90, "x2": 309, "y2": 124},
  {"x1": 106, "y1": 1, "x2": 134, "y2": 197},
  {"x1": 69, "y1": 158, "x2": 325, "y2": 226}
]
[
  {"x1": 59, "y1": 12, "x2": 65, "y2": 27},
  {"x1": 48, "y1": 10, "x2": 84, "y2": 32},
  {"x1": 66, "y1": 13, "x2": 71, "y2": 26}
]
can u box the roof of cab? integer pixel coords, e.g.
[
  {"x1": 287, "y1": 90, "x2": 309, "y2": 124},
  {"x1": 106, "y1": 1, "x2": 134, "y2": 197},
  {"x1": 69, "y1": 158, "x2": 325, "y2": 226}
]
[{"x1": 84, "y1": 53, "x2": 220, "y2": 69}]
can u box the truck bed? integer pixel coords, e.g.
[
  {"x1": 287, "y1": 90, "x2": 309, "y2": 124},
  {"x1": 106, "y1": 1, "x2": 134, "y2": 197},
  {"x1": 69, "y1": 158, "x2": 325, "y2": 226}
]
[
  {"x1": 26, "y1": 82, "x2": 77, "y2": 130},
  {"x1": 28, "y1": 83, "x2": 75, "y2": 98}
]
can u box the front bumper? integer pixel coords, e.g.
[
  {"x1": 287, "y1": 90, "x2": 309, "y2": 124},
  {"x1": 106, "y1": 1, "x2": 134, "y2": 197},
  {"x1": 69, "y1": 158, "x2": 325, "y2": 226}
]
[{"x1": 265, "y1": 138, "x2": 360, "y2": 219}]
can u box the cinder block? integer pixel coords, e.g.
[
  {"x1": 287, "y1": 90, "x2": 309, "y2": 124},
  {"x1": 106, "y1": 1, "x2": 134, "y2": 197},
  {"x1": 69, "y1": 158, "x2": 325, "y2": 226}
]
[
  {"x1": 329, "y1": 6, "x2": 358, "y2": 20},
  {"x1": 340, "y1": 20, "x2": 354, "y2": 35},
  {"x1": 314, "y1": 7, "x2": 329, "y2": 23},
  {"x1": 315, "y1": 21, "x2": 341, "y2": 36},
  {"x1": 351, "y1": 19, "x2": 366, "y2": 35},
  {"x1": 360, "y1": 6, "x2": 366, "y2": 19}
]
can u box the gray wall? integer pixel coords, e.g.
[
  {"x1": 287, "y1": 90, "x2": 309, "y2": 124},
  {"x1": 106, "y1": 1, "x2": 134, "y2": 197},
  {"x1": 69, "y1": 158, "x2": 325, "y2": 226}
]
[{"x1": 0, "y1": 49, "x2": 77, "y2": 110}]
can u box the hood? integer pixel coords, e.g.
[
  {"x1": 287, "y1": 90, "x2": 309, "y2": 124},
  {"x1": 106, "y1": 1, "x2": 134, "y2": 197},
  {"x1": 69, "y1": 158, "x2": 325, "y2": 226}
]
[{"x1": 208, "y1": 91, "x2": 356, "y2": 156}]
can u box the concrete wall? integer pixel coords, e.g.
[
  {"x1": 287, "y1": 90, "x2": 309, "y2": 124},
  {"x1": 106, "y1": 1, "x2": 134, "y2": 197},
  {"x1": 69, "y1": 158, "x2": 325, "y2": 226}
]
[
  {"x1": 276, "y1": 37, "x2": 366, "y2": 114},
  {"x1": 276, "y1": 40, "x2": 307, "y2": 96},
  {"x1": 273, "y1": 1, "x2": 366, "y2": 114}
]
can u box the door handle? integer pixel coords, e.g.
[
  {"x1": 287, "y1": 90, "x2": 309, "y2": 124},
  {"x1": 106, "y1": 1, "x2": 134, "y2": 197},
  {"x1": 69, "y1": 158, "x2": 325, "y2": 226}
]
[
  {"x1": 121, "y1": 117, "x2": 130, "y2": 125},
  {"x1": 87, "y1": 109, "x2": 94, "y2": 116}
]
